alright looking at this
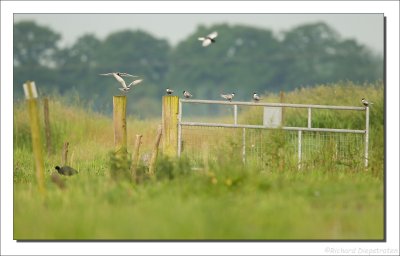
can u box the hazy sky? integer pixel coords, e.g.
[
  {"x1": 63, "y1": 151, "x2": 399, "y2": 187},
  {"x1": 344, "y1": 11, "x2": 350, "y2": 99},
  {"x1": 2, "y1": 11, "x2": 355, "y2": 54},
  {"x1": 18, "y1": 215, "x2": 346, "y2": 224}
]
[{"x1": 14, "y1": 13, "x2": 384, "y2": 54}]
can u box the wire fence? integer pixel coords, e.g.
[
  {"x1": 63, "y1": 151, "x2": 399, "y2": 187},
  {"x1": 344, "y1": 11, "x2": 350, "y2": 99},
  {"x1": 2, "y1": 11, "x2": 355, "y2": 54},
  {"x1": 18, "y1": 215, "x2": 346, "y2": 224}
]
[{"x1": 179, "y1": 125, "x2": 365, "y2": 170}]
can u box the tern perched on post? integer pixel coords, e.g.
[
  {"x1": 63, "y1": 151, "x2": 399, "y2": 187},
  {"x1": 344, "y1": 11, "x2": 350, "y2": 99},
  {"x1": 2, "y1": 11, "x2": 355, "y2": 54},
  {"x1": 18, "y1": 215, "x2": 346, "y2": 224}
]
[
  {"x1": 198, "y1": 31, "x2": 218, "y2": 47},
  {"x1": 361, "y1": 98, "x2": 373, "y2": 107},
  {"x1": 166, "y1": 88, "x2": 174, "y2": 95},
  {"x1": 183, "y1": 90, "x2": 192, "y2": 99},
  {"x1": 221, "y1": 92, "x2": 235, "y2": 102},
  {"x1": 253, "y1": 92, "x2": 261, "y2": 102},
  {"x1": 99, "y1": 72, "x2": 143, "y2": 92}
]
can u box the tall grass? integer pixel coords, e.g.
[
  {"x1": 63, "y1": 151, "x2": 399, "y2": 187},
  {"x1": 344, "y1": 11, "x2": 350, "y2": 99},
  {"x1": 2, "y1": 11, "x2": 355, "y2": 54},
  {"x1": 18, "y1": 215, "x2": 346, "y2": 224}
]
[{"x1": 13, "y1": 81, "x2": 384, "y2": 240}]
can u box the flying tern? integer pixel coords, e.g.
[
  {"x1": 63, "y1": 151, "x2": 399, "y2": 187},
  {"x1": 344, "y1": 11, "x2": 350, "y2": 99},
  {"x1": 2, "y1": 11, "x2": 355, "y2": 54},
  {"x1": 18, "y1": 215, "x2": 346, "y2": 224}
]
[{"x1": 198, "y1": 31, "x2": 218, "y2": 47}]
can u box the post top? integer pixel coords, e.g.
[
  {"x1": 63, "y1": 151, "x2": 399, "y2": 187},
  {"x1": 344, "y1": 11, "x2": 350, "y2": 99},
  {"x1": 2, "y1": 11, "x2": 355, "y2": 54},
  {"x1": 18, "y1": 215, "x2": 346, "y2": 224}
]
[{"x1": 23, "y1": 81, "x2": 38, "y2": 99}]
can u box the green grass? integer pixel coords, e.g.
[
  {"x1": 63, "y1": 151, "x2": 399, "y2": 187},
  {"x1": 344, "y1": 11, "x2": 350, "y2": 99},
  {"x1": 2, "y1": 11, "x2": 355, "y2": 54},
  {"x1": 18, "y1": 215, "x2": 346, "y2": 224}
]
[
  {"x1": 13, "y1": 166, "x2": 384, "y2": 240},
  {"x1": 13, "y1": 81, "x2": 384, "y2": 240}
]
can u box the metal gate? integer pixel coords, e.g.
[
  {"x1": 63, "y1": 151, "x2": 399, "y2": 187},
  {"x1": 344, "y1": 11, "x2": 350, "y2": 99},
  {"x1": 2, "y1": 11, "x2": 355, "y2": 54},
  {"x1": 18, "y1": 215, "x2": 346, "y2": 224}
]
[{"x1": 177, "y1": 99, "x2": 369, "y2": 169}]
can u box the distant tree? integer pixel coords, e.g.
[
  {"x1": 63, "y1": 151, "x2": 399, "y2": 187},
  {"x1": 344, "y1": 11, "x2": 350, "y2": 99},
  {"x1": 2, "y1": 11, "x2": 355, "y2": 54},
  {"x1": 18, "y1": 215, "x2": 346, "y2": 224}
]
[
  {"x1": 331, "y1": 39, "x2": 383, "y2": 82},
  {"x1": 279, "y1": 22, "x2": 341, "y2": 89},
  {"x1": 55, "y1": 34, "x2": 102, "y2": 94},
  {"x1": 280, "y1": 22, "x2": 382, "y2": 89},
  {"x1": 166, "y1": 24, "x2": 282, "y2": 101},
  {"x1": 13, "y1": 21, "x2": 61, "y2": 67},
  {"x1": 13, "y1": 21, "x2": 62, "y2": 98},
  {"x1": 97, "y1": 30, "x2": 170, "y2": 84},
  {"x1": 12, "y1": 20, "x2": 383, "y2": 118},
  {"x1": 56, "y1": 34, "x2": 101, "y2": 69}
]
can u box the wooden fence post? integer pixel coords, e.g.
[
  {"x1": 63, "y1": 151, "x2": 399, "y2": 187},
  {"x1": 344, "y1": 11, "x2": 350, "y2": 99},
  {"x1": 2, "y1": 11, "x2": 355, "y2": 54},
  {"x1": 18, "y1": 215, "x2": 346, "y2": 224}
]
[
  {"x1": 162, "y1": 95, "x2": 179, "y2": 157},
  {"x1": 149, "y1": 125, "x2": 163, "y2": 176},
  {"x1": 112, "y1": 96, "x2": 129, "y2": 179},
  {"x1": 113, "y1": 96, "x2": 127, "y2": 156},
  {"x1": 23, "y1": 81, "x2": 45, "y2": 195},
  {"x1": 131, "y1": 134, "x2": 142, "y2": 182},
  {"x1": 43, "y1": 97, "x2": 52, "y2": 155}
]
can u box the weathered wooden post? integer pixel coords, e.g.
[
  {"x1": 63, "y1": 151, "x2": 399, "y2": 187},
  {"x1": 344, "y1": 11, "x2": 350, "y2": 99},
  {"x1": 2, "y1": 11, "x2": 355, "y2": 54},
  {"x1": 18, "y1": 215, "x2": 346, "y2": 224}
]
[
  {"x1": 112, "y1": 96, "x2": 129, "y2": 179},
  {"x1": 43, "y1": 97, "x2": 52, "y2": 155},
  {"x1": 23, "y1": 81, "x2": 45, "y2": 195},
  {"x1": 148, "y1": 125, "x2": 163, "y2": 177},
  {"x1": 131, "y1": 134, "x2": 142, "y2": 182},
  {"x1": 162, "y1": 95, "x2": 179, "y2": 157},
  {"x1": 113, "y1": 96, "x2": 127, "y2": 154}
]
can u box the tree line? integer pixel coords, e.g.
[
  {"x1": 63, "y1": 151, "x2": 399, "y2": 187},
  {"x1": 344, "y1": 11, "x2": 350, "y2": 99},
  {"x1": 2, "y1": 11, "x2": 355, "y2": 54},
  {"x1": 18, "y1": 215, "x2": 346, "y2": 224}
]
[{"x1": 13, "y1": 21, "x2": 383, "y2": 117}]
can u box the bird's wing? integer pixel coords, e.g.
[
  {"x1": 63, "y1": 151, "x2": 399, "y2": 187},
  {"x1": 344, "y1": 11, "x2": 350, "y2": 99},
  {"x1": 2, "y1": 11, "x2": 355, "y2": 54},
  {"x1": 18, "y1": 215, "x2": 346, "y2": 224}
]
[
  {"x1": 220, "y1": 94, "x2": 228, "y2": 99},
  {"x1": 202, "y1": 39, "x2": 212, "y2": 47},
  {"x1": 112, "y1": 73, "x2": 127, "y2": 88},
  {"x1": 99, "y1": 73, "x2": 113, "y2": 76},
  {"x1": 119, "y1": 73, "x2": 139, "y2": 78},
  {"x1": 198, "y1": 37, "x2": 205, "y2": 41},
  {"x1": 128, "y1": 79, "x2": 143, "y2": 87},
  {"x1": 207, "y1": 31, "x2": 218, "y2": 39}
]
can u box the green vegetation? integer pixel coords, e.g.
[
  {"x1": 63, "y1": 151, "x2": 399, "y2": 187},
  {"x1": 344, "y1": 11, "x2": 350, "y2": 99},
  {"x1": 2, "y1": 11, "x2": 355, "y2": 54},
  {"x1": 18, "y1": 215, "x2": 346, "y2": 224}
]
[{"x1": 13, "y1": 82, "x2": 384, "y2": 240}]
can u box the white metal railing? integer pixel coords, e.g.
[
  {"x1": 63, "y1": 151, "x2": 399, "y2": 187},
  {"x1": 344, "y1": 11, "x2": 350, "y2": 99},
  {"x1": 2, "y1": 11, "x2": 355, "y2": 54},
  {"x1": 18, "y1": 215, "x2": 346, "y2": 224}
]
[{"x1": 177, "y1": 99, "x2": 369, "y2": 169}]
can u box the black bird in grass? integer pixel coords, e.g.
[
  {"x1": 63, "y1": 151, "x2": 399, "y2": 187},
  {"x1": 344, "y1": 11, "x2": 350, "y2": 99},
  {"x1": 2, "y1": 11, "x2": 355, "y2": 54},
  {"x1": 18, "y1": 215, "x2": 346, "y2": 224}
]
[{"x1": 55, "y1": 165, "x2": 78, "y2": 176}]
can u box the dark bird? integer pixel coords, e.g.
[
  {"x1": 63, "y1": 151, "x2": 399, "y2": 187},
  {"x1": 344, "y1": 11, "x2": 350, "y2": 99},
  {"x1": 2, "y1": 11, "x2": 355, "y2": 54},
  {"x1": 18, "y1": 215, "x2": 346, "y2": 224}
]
[
  {"x1": 361, "y1": 98, "x2": 373, "y2": 107},
  {"x1": 253, "y1": 92, "x2": 261, "y2": 102},
  {"x1": 183, "y1": 90, "x2": 193, "y2": 99},
  {"x1": 55, "y1": 165, "x2": 78, "y2": 176},
  {"x1": 166, "y1": 88, "x2": 174, "y2": 95},
  {"x1": 221, "y1": 92, "x2": 235, "y2": 102},
  {"x1": 198, "y1": 31, "x2": 218, "y2": 47}
]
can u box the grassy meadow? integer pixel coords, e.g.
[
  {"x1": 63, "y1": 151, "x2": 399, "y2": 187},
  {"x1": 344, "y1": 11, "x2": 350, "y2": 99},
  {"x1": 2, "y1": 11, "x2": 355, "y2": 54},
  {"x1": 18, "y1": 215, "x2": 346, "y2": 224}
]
[{"x1": 13, "y1": 81, "x2": 384, "y2": 240}]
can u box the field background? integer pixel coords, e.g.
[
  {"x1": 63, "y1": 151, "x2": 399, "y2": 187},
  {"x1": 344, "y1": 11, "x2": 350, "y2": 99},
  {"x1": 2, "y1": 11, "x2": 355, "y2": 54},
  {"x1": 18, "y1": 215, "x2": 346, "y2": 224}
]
[{"x1": 13, "y1": 81, "x2": 384, "y2": 240}]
